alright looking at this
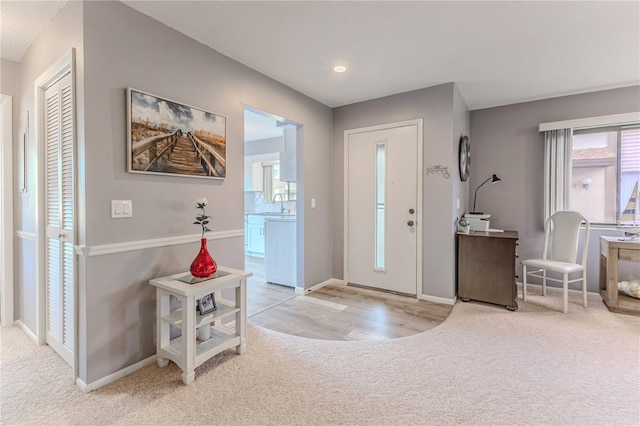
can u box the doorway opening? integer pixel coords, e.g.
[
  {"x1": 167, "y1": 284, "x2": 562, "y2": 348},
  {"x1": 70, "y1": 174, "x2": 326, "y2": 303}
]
[{"x1": 243, "y1": 106, "x2": 300, "y2": 316}]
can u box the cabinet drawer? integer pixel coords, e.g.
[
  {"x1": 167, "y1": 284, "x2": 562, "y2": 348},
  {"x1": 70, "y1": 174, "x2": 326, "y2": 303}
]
[{"x1": 619, "y1": 249, "x2": 640, "y2": 262}]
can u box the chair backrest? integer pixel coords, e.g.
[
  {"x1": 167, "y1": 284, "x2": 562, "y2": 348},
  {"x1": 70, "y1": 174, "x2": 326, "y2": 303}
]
[{"x1": 542, "y1": 211, "x2": 590, "y2": 265}]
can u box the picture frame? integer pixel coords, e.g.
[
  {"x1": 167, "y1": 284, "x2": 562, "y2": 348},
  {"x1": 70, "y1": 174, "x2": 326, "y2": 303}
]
[
  {"x1": 197, "y1": 293, "x2": 217, "y2": 315},
  {"x1": 126, "y1": 87, "x2": 226, "y2": 179}
]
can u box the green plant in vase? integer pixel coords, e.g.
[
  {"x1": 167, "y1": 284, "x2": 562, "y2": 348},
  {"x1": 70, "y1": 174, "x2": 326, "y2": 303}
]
[
  {"x1": 194, "y1": 198, "x2": 212, "y2": 237},
  {"x1": 190, "y1": 197, "x2": 217, "y2": 278}
]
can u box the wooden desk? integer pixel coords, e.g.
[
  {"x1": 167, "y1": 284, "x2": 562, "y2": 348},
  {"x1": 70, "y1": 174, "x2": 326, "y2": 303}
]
[
  {"x1": 599, "y1": 236, "x2": 640, "y2": 316},
  {"x1": 457, "y1": 231, "x2": 519, "y2": 310}
]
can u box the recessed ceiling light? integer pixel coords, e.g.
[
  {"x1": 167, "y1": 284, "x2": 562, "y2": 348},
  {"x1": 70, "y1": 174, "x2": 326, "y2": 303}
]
[{"x1": 332, "y1": 65, "x2": 349, "y2": 73}]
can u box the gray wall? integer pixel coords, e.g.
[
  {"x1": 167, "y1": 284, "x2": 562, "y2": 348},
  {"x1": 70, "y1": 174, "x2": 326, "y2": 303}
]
[
  {"x1": 15, "y1": 0, "x2": 332, "y2": 384},
  {"x1": 79, "y1": 1, "x2": 332, "y2": 383},
  {"x1": 453, "y1": 84, "x2": 470, "y2": 224},
  {"x1": 469, "y1": 86, "x2": 640, "y2": 292},
  {"x1": 333, "y1": 83, "x2": 469, "y2": 300}
]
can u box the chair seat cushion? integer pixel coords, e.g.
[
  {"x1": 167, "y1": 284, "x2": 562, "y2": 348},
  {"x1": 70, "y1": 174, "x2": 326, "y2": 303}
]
[{"x1": 522, "y1": 258, "x2": 584, "y2": 274}]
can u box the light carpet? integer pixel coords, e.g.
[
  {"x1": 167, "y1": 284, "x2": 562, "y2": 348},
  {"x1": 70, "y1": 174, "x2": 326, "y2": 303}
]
[{"x1": 1, "y1": 289, "x2": 639, "y2": 425}]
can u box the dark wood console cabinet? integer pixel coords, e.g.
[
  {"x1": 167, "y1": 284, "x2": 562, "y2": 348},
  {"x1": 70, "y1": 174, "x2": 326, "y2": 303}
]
[{"x1": 457, "y1": 231, "x2": 519, "y2": 310}]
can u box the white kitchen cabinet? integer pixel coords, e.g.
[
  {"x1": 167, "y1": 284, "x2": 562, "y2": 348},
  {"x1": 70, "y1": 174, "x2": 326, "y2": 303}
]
[
  {"x1": 279, "y1": 151, "x2": 296, "y2": 182},
  {"x1": 244, "y1": 215, "x2": 248, "y2": 250},
  {"x1": 246, "y1": 214, "x2": 265, "y2": 257},
  {"x1": 264, "y1": 217, "x2": 296, "y2": 287},
  {"x1": 244, "y1": 158, "x2": 264, "y2": 192},
  {"x1": 278, "y1": 125, "x2": 296, "y2": 182}
]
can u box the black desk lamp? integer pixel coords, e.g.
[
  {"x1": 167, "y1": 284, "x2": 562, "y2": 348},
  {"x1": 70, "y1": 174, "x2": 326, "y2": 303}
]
[{"x1": 470, "y1": 174, "x2": 501, "y2": 214}]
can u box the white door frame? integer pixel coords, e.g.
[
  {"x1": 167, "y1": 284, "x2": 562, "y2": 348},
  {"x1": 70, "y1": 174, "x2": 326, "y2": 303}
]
[
  {"x1": 1, "y1": 94, "x2": 14, "y2": 327},
  {"x1": 343, "y1": 119, "x2": 423, "y2": 297},
  {"x1": 243, "y1": 105, "x2": 304, "y2": 291},
  {"x1": 34, "y1": 49, "x2": 78, "y2": 380}
]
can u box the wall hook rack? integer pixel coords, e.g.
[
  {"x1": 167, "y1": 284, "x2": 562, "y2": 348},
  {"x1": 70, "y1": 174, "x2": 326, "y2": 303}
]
[{"x1": 426, "y1": 165, "x2": 450, "y2": 178}]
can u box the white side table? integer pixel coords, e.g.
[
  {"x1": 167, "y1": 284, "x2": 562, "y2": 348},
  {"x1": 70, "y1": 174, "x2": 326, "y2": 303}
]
[{"x1": 149, "y1": 266, "x2": 252, "y2": 384}]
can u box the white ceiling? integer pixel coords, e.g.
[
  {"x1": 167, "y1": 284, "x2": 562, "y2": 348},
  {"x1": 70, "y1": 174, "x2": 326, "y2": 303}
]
[
  {"x1": 2, "y1": 1, "x2": 639, "y2": 110},
  {"x1": 0, "y1": 1, "x2": 66, "y2": 62}
]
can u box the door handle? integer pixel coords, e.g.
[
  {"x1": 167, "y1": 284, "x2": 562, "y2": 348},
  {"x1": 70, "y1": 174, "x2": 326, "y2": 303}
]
[
  {"x1": 58, "y1": 233, "x2": 65, "y2": 239},
  {"x1": 407, "y1": 220, "x2": 414, "y2": 227}
]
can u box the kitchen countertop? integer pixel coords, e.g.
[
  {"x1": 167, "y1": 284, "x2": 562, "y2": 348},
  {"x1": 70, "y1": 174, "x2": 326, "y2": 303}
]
[{"x1": 245, "y1": 212, "x2": 296, "y2": 217}]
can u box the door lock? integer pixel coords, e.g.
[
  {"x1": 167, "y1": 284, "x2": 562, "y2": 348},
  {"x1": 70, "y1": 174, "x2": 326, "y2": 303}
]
[
  {"x1": 409, "y1": 208, "x2": 415, "y2": 214},
  {"x1": 407, "y1": 220, "x2": 414, "y2": 227}
]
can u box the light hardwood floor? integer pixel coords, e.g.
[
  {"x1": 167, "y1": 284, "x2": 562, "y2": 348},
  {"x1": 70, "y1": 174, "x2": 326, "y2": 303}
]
[
  {"x1": 246, "y1": 255, "x2": 452, "y2": 341},
  {"x1": 246, "y1": 256, "x2": 296, "y2": 317}
]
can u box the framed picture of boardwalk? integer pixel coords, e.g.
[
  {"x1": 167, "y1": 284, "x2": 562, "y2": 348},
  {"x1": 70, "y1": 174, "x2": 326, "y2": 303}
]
[{"x1": 126, "y1": 88, "x2": 226, "y2": 179}]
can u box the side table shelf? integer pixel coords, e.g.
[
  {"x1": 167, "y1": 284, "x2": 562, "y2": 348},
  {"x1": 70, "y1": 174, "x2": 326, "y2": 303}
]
[
  {"x1": 150, "y1": 266, "x2": 252, "y2": 385},
  {"x1": 161, "y1": 303, "x2": 240, "y2": 328},
  {"x1": 599, "y1": 236, "x2": 640, "y2": 316},
  {"x1": 164, "y1": 326, "x2": 240, "y2": 367}
]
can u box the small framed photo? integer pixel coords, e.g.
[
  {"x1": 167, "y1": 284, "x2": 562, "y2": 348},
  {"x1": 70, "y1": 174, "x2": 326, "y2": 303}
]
[{"x1": 197, "y1": 293, "x2": 217, "y2": 315}]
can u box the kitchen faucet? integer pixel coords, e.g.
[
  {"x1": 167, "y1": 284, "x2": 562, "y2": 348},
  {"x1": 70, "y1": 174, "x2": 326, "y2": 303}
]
[{"x1": 272, "y1": 193, "x2": 285, "y2": 213}]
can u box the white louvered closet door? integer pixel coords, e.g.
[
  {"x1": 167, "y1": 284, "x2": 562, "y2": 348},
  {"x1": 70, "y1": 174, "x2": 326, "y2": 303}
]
[{"x1": 44, "y1": 73, "x2": 74, "y2": 366}]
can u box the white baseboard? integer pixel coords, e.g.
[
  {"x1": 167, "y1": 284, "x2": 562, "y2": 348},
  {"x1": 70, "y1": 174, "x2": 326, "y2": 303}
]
[
  {"x1": 77, "y1": 354, "x2": 157, "y2": 393},
  {"x1": 14, "y1": 320, "x2": 38, "y2": 343},
  {"x1": 419, "y1": 294, "x2": 457, "y2": 305},
  {"x1": 305, "y1": 278, "x2": 345, "y2": 293}
]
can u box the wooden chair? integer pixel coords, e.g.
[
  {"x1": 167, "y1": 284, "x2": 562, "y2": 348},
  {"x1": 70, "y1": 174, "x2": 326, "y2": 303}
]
[{"x1": 522, "y1": 211, "x2": 590, "y2": 313}]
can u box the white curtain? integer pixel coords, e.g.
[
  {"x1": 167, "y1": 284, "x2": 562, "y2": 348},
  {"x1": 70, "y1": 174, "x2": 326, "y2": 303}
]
[{"x1": 544, "y1": 128, "x2": 572, "y2": 222}]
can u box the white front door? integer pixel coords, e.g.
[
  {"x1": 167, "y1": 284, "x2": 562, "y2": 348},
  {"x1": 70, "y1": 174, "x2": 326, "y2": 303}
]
[{"x1": 345, "y1": 121, "x2": 421, "y2": 295}]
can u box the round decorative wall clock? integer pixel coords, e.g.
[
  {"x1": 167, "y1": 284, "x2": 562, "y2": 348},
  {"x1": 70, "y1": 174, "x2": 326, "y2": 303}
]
[{"x1": 458, "y1": 135, "x2": 470, "y2": 181}]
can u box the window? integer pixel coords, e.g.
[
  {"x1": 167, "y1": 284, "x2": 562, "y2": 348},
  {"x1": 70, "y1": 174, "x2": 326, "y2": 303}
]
[
  {"x1": 541, "y1": 113, "x2": 640, "y2": 227},
  {"x1": 571, "y1": 126, "x2": 639, "y2": 225},
  {"x1": 264, "y1": 163, "x2": 296, "y2": 202},
  {"x1": 375, "y1": 143, "x2": 386, "y2": 270}
]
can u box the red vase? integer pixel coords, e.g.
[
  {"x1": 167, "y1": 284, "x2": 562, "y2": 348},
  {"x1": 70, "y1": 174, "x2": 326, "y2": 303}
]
[{"x1": 190, "y1": 238, "x2": 217, "y2": 278}]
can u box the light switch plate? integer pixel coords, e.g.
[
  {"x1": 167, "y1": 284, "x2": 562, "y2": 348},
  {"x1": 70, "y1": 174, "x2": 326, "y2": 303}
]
[
  {"x1": 112, "y1": 200, "x2": 133, "y2": 218},
  {"x1": 311, "y1": 198, "x2": 316, "y2": 209}
]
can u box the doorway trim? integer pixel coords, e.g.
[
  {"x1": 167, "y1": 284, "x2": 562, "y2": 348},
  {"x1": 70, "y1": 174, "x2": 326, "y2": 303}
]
[
  {"x1": 343, "y1": 119, "x2": 423, "y2": 297},
  {"x1": 1, "y1": 94, "x2": 14, "y2": 327},
  {"x1": 242, "y1": 105, "x2": 304, "y2": 291},
  {"x1": 34, "y1": 49, "x2": 78, "y2": 380}
]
